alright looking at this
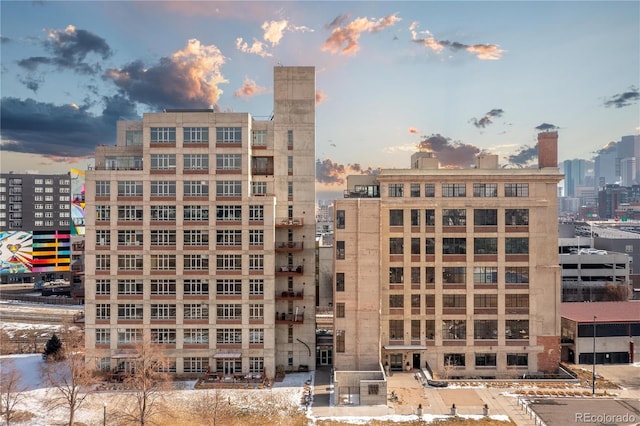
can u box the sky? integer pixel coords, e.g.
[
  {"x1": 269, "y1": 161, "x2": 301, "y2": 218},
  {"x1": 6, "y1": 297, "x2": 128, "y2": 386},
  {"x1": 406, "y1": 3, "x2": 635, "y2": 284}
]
[{"x1": 1, "y1": 1, "x2": 638, "y2": 194}]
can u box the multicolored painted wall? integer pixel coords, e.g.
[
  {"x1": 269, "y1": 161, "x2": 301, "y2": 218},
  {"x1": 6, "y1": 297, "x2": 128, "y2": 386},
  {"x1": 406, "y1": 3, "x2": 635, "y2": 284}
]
[
  {"x1": 71, "y1": 168, "x2": 86, "y2": 236},
  {"x1": 0, "y1": 230, "x2": 70, "y2": 274}
]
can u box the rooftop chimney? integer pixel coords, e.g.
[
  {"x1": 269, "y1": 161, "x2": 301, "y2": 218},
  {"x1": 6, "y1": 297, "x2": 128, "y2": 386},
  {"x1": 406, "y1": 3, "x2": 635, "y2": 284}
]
[{"x1": 537, "y1": 131, "x2": 558, "y2": 168}]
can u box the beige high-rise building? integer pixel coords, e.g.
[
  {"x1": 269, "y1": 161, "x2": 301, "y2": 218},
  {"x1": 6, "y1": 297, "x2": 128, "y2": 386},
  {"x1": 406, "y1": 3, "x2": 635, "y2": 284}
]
[
  {"x1": 83, "y1": 66, "x2": 316, "y2": 378},
  {"x1": 334, "y1": 133, "x2": 563, "y2": 379}
]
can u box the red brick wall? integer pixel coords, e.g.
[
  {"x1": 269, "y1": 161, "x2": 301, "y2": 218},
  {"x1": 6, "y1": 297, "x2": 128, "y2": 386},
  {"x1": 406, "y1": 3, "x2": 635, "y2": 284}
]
[{"x1": 537, "y1": 335, "x2": 561, "y2": 373}]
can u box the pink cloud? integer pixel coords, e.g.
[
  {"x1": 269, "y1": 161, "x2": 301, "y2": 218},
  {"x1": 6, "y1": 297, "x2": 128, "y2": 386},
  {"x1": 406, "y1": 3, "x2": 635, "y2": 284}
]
[
  {"x1": 408, "y1": 127, "x2": 419, "y2": 134},
  {"x1": 322, "y1": 13, "x2": 401, "y2": 56},
  {"x1": 233, "y1": 77, "x2": 268, "y2": 98},
  {"x1": 316, "y1": 90, "x2": 327, "y2": 105}
]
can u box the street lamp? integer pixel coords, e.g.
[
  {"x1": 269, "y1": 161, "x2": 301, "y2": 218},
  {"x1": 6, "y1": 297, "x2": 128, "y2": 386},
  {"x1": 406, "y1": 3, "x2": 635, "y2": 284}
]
[
  {"x1": 592, "y1": 316, "x2": 597, "y2": 395},
  {"x1": 103, "y1": 402, "x2": 107, "y2": 426}
]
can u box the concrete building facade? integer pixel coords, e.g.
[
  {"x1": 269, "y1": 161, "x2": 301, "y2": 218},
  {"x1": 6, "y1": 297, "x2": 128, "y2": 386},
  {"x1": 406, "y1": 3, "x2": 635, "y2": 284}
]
[
  {"x1": 83, "y1": 66, "x2": 317, "y2": 378},
  {"x1": 334, "y1": 133, "x2": 563, "y2": 380}
]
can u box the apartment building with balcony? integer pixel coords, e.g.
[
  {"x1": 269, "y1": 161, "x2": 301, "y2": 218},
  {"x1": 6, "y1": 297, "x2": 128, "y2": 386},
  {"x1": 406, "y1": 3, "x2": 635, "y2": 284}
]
[
  {"x1": 83, "y1": 66, "x2": 316, "y2": 378},
  {"x1": 333, "y1": 132, "x2": 563, "y2": 385}
]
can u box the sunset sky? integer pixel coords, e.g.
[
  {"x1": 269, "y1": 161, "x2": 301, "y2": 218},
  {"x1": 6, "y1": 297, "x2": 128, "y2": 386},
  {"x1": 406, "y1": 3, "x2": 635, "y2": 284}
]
[{"x1": 1, "y1": 1, "x2": 638, "y2": 193}]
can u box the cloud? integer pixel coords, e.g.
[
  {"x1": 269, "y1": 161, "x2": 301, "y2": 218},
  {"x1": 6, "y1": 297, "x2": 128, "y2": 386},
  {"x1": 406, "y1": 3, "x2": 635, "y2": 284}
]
[
  {"x1": 408, "y1": 127, "x2": 419, "y2": 134},
  {"x1": 17, "y1": 25, "x2": 112, "y2": 74},
  {"x1": 104, "y1": 39, "x2": 227, "y2": 110},
  {"x1": 325, "y1": 14, "x2": 351, "y2": 30},
  {"x1": 507, "y1": 144, "x2": 538, "y2": 166},
  {"x1": 417, "y1": 134, "x2": 483, "y2": 168},
  {"x1": 316, "y1": 158, "x2": 381, "y2": 185},
  {"x1": 322, "y1": 13, "x2": 401, "y2": 55},
  {"x1": 233, "y1": 77, "x2": 268, "y2": 98},
  {"x1": 603, "y1": 86, "x2": 639, "y2": 108},
  {"x1": 0, "y1": 94, "x2": 138, "y2": 157},
  {"x1": 411, "y1": 23, "x2": 504, "y2": 60},
  {"x1": 470, "y1": 108, "x2": 504, "y2": 128},
  {"x1": 316, "y1": 90, "x2": 327, "y2": 105},
  {"x1": 535, "y1": 122, "x2": 558, "y2": 131},
  {"x1": 18, "y1": 75, "x2": 44, "y2": 93},
  {"x1": 1, "y1": 35, "x2": 11, "y2": 43},
  {"x1": 236, "y1": 19, "x2": 313, "y2": 57},
  {"x1": 235, "y1": 37, "x2": 272, "y2": 57}
]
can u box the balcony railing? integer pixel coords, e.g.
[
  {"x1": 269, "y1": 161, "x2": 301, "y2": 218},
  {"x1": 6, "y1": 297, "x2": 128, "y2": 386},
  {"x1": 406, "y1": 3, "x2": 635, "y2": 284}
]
[
  {"x1": 275, "y1": 241, "x2": 304, "y2": 252},
  {"x1": 276, "y1": 265, "x2": 304, "y2": 275},
  {"x1": 275, "y1": 217, "x2": 304, "y2": 227},
  {"x1": 275, "y1": 312, "x2": 304, "y2": 324},
  {"x1": 275, "y1": 290, "x2": 304, "y2": 300}
]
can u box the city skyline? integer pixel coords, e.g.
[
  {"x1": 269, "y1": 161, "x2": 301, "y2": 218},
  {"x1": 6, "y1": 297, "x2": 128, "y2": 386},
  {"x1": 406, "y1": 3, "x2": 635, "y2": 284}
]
[{"x1": 1, "y1": 1, "x2": 638, "y2": 194}]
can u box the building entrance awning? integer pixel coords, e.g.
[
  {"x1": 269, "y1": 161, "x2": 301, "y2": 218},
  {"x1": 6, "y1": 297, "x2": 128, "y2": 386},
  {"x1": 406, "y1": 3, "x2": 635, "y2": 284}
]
[
  {"x1": 383, "y1": 345, "x2": 427, "y2": 350},
  {"x1": 213, "y1": 353, "x2": 242, "y2": 359}
]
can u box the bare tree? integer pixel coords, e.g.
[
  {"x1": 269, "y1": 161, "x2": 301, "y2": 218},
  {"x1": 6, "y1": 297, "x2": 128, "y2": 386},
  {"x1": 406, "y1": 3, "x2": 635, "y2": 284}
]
[
  {"x1": 1, "y1": 360, "x2": 26, "y2": 426},
  {"x1": 190, "y1": 389, "x2": 232, "y2": 426},
  {"x1": 116, "y1": 338, "x2": 173, "y2": 426},
  {"x1": 442, "y1": 357, "x2": 456, "y2": 380},
  {"x1": 605, "y1": 282, "x2": 631, "y2": 301},
  {"x1": 41, "y1": 325, "x2": 96, "y2": 426}
]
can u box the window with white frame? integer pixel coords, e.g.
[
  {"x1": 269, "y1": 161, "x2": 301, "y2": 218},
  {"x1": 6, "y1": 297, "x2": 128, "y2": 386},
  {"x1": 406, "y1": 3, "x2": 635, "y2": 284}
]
[
  {"x1": 249, "y1": 205, "x2": 264, "y2": 221},
  {"x1": 117, "y1": 205, "x2": 143, "y2": 221},
  {"x1": 184, "y1": 304, "x2": 208, "y2": 320},
  {"x1": 217, "y1": 304, "x2": 242, "y2": 320},
  {"x1": 184, "y1": 230, "x2": 209, "y2": 246},
  {"x1": 249, "y1": 357, "x2": 264, "y2": 373},
  {"x1": 96, "y1": 205, "x2": 110, "y2": 221},
  {"x1": 249, "y1": 230, "x2": 263, "y2": 246},
  {"x1": 96, "y1": 254, "x2": 110, "y2": 271},
  {"x1": 216, "y1": 230, "x2": 241, "y2": 246},
  {"x1": 117, "y1": 279, "x2": 143, "y2": 295},
  {"x1": 151, "y1": 304, "x2": 176, "y2": 320},
  {"x1": 249, "y1": 279, "x2": 264, "y2": 295},
  {"x1": 150, "y1": 127, "x2": 176, "y2": 143},
  {"x1": 184, "y1": 329, "x2": 209, "y2": 344},
  {"x1": 216, "y1": 329, "x2": 242, "y2": 344},
  {"x1": 251, "y1": 181, "x2": 267, "y2": 195},
  {"x1": 184, "y1": 127, "x2": 209, "y2": 144},
  {"x1": 95, "y1": 329, "x2": 110, "y2": 345},
  {"x1": 117, "y1": 329, "x2": 142, "y2": 344},
  {"x1": 249, "y1": 330, "x2": 264, "y2": 344},
  {"x1": 118, "y1": 304, "x2": 143, "y2": 319},
  {"x1": 216, "y1": 279, "x2": 241, "y2": 295},
  {"x1": 96, "y1": 181, "x2": 110, "y2": 196},
  {"x1": 118, "y1": 230, "x2": 143, "y2": 246},
  {"x1": 216, "y1": 254, "x2": 241, "y2": 270},
  {"x1": 249, "y1": 304, "x2": 264, "y2": 320},
  {"x1": 216, "y1": 205, "x2": 242, "y2": 221},
  {"x1": 151, "y1": 329, "x2": 176, "y2": 344},
  {"x1": 184, "y1": 154, "x2": 209, "y2": 170},
  {"x1": 184, "y1": 205, "x2": 209, "y2": 221},
  {"x1": 150, "y1": 154, "x2": 176, "y2": 170},
  {"x1": 118, "y1": 254, "x2": 143, "y2": 270},
  {"x1": 150, "y1": 230, "x2": 176, "y2": 246},
  {"x1": 252, "y1": 130, "x2": 267, "y2": 146},
  {"x1": 184, "y1": 181, "x2": 209, "y2": 197},
  {"x1": 150, "y1": 254, "x2": 176, "y2": 270},
  {"x1": 216, "y1": 154, "x2": 241, "y2": 170},
  {"x1": 96, "y1": 304, "x2": 110, "y2": 319},
  {"x1": 249, "y1": 254, "x2": 263, "y2": 271},
  {"x1": 151, "y1": 279, "x2": 176, "y2": 295},
  {"x1": 216, "y1": 127, "x2": 241, "y2": 143},
  {"x1": 117, "y1": 181, "x2": 143, "y2": 197},
  {"x1": 184, "y1": 279, "x2": 209, "y2": 295},
  {"x1": 150, "y1": 181, "x2": 176, "y2": 197},
  {"x1": 216, "y1": 181, "x2": 242, "y2": 197},
  {"x1": 184, "y1": 254, "x2": 209, "y2": 271},
  {"x1": 184, "y1": 357, "x2": 209, "y2": 373},
  {"x1": 96, "y1": 279, "x2": 111, "y2": 295},
  {"x1": 151, "y1": 205, "x2": 176, "y2": 221},
  {"x1": 96, "y1": 230, "x2": 110, "y2": 246},
  {"x1": 126, "y1": 129, "x2": 143, "y2": 146}
]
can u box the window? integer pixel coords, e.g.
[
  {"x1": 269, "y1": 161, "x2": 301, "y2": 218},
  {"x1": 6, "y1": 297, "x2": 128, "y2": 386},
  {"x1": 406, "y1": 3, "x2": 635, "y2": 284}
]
[
  {"x1": 288, "y1": 156, "x2": 293, "y2": 174},
  {"x1": 368, "y1": 384, "x2": 380, "y2": 395},
  {"x1": 184, "y1": 205, "x2": 209, "y2": 221},
  {"x1": 184, "y1": 181, "x2": 209, "y2": 197},
  {"x1": 95, "y1": 254, "x2": 110, "y2": 271},
  {"x1": 249, "y1": 279, "x2": 263, "y2": 296},
  {"x1": 442, "y1": 320, "x2": 466, "y2": 340},
  {"x1": 505, "y1": 266, "x2": 529, "y2": 283},
  {"x1": 151, "y1": 329, "x2": 176, "y2": 344},
  {"x1": 117, "y1": 206, "x2": 143, "y2": 221},
  {"x1": 389, "y1": 294, "x2": 404, "y2": 308},
  {"x1": 150, "y1": 127, "x2": 176, "y2": 143},
  {"x1": 184, "y1": 304, "x2": 208, "y2": 320},
  {"x1": 151, "y1": 304, "x2": 176, "y2": 320},
  {"x1": 216, "y1": 154, "x2": 241, "y2": 170},
  {"x1": 117, "y1": 181, "x2": 143, "y2": 197},
  {"x1": 443, "y1": 238, "x2": 466, "y2": 255},
  {"x1": 389, "y1": 209, "x2": 403, "y2": 226},
  {"x1": 474, "y1": 294, "x2": 498, "y2": 308},
  {"x1": 184, "y1": 279, "x2": 209, "y2": 295},
  {"x1": 96, "y1": 304, "x2": 110, "y2": 319},
  {"x1": 249, "y1": 230, "x2": 263, "y2": 246},
  {"x1": 473, "y1": 183, "x2": 497, "y2": 197},
  {"x1": 476, "y1": 353, "x2": 497, "y2": 367},
  {"x1": 150, "y1": 230, "x2": 176, "y2": 246},
  {"x1": 249, "y1": 304, "x2": 264, "y2": 320},
  {"x1": 411, "y1": 267, "x2": 421, "y2": 284},
  {"x1": 336, "y1": 241, "x2": 345, "y2": 259},
  {"x1": 335, "y1": 303, "x2": 345, "y2": 318},
  {"x1": 150, "y1": 154, "x2": 176, "y2": 170},
  {"x1": 389, "y1": 320, "x2": 404, "y2": 340},
  {"x1": 150, "y1": 181, "x2": 176, "y2": 197},
  {"x1": 125, "y1": 130, "x2": 143, "y2": 146},
  {"x1": 151, "y1": 205, "x2": 176, "y2": 221},
  {"x1": 215, "y1": 279, "x2": 241, "y2": 296},
  {"x1": 96, "y1": 181, "x2": 110, "y2": 197},
  {"x1": 388, "y1": 184, "x2": 404, "y2": 197},
  {"x1": 474, "y1": 209, "x2": 497, "y2": 226},
  {"x1": 425, "y1": 209, "x2": 435, "y2": 226},
  {"x1": 411, "y1": 238, "x2": 420, "y2": 255},
  {"x1": 249, "y1": 205, "x2": 264, "y2": 221},
  {"x1": 252, "y1": 182, "x2": 267, "y2": 195},
  {"x1": 117, "y1": 280, "x2": 143, "y2": 295},
  {"x1": 96, "y1": 230, "x2": 111, "y2": 246},
  {"x1": 216, "y1": 329, "x2": 242, "y2": 344},
  {"x1": 505, "y1": 209, "x2": 529, "y2": 226},
  {"x1": 118, "y1": 329, "x2": 142, "y2": 344},
  {"x1": 443, "y1": 267, "x2": 466, "y2": 284},
  {"x1": 184, "y1": 254, "x2": 209, "y2": 271},
  {"x1": 96, "y1": 279, "x2": 110, "y2": 295},
  {"x1": 389, "y1": 238, "x2": 404, "y2": 254},
  {"x1": 409, "y1": 183, "x2": 420, "y2": 197},
  {"x1": 410, "y1": 209, "x2": 420, "y2": 226},
  {"x1": 426, "y1": 267, "x2": 435, "y2": 284},
  {"x1": 216, "y1": 254, "x2": 241, "y2": 270},
  {"x1": 151, "y1": 279, "x2": 176, "y2": 295},
  {"x1": 474, "y1": 320, "x2": 498, "y2": 339},
  {"x1": 249, "y1": 329, "x2": 264, "y2": 344},
  {"x1": 442, "y1": 183, "x2": 466, "y2": 197},
  {"x1": 184, "y1": 127, "x2": 209, "y2": 144},
  {"x1": 150, "y1": 254, "x2": 176, "y2": 271},
  {"x1": 474, "y1": 238, "x2": 497, "y2": 254},
  {"x1": 507, "y1": 353, "x2": 528, "y2": 367},
  {"x1": 473, "y1": 267, "x2": 498, "y2": 284},
  {"x1": 505, "y1": 183, "x2": 529, "y2": 197},
  {"x1": 505, "y1": 320, "x2": 529, "y2": 339},
  {"x1": 336, "y1": 273, "x2": 345, "y2": 292},
  {"x1": 505, "y1": 237, "x2": 528, "y2": 254},
  {"x1": 216, "y1": 303, "x2": 242, "y2": 320},
  {"x1": 425, "y1": 320, "x2": 435, "y2": 340},
  {"x1": 505, "y1": 294, "x2": 529, "y2": 308},
  {"x1": 335, "y1": 330, "x2": 345, "y2": 353},
  {"x1": 216, "y1": 127, "x2": 241, "y2": 143},
  {"x1": 118, "y1": 304, "x2": 144, "y2": 320},
  {"x1": 389, "y1": 267, "x2": 404, "y2": 284},
  {"x1": 424, "y1": 183, "x2": 435, "y2": 197},
  {"x1": 252, "y1": 129, "x2": 267, "y2": 146},
  {"x1": 287, "y1": 182, "x2": 293, "y2": 198},
  {"x1": 249, "y1": 254, "x2": 264, "y2": 271},
  {"x1": 184, "y1": 357, "x2": 209, "y2": 373},
  {"x1": 443, "y1": 209, "x2": 466, "y2": 226},
  {"x1": 118, "y1": 230, "x2": 144, "y2": 246},
  {"x1": 184, "y1": 230, "x2": 209, "y2": 246},
  {"x1": 336, "y1": 210, "x2": 345, "y2": 229},
  {"x1": 216, "y1": 205, "x2": 242, "y2": 221},
  {"x1": 184, "y1": 154, "x2": 209, "y2": 170},
  {"x1": 216, "y1": 230, "x2": 241, "y2": 246},
  {"x1": 443, "y1": 294, "x2": 466, "y2": 308},
  {"x1": 287, "y1": 130, "x2": 294, "y2": 148},
  {"x1": 96, "y1": 329, "x2": 110, "y2": 345}
]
